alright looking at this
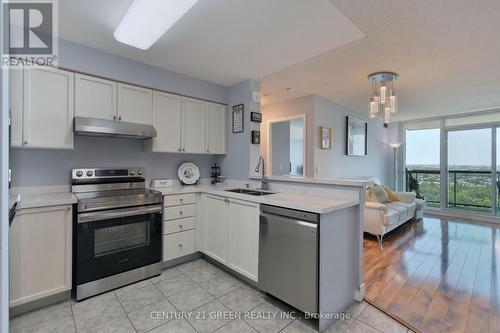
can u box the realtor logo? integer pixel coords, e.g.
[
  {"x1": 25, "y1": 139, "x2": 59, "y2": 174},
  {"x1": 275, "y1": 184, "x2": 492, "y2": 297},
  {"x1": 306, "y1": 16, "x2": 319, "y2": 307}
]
[{"x1": 2, "y1": 0, "x2": 58, "y2": 67}]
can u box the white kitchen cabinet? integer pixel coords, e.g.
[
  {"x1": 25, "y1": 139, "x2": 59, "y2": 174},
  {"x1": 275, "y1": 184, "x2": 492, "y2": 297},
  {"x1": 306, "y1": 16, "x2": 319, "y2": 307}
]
[
  {"x1": 9, "y1": 205, "x2": 72, "y2": 307},
  {"x1": 228, "y1": 199, "x2": 259, "y2": 281},
  {"x1": 117, "y1": 83, "x2": 153, "y2": 125},
  {"x1": 147, "y1": 91, "x2": 182, "y2": 152},
  {"x1": 203, "y1": 195, "x2": 229, "y2": 264},
  {"x1": 22, "y1": 67, "x2": 74, "y2": 149},
  {"x1": 202, "y1": 194, "x2": 259, "y2": 281},
  {"x1": 182, "y1": 97, "x2": 206, "y2": 153},
  {"x1": 75, "y1": 73, "x2": 117, "y2": 120},
  {"x1": 206, "y1": 103, "x2": 226, "y2": 154},
  {"x1": 9, "y1": 69, "x2": 23, "y2": 148}
]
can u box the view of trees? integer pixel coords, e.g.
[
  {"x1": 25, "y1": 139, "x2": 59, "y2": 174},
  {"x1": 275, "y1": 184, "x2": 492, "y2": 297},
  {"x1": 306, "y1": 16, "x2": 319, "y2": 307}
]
[{"x1": 406, "y1": 165, "x2": 495, "y2": 212}]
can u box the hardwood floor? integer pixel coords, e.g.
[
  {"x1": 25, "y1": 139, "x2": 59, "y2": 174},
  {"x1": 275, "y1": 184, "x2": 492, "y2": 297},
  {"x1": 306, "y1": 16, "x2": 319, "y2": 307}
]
[{"x1": 364, "y1": 216, "x2": 500, "y2": 333}]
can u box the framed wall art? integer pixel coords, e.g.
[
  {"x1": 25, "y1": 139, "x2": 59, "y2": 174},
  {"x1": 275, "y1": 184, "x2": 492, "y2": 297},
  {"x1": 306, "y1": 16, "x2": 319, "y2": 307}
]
[
  {"x1": 345, "y1": 116, "x2": 367, "y2": 156},
  {"x1": 320, "y1": 127, "x2": 332, "y2": 149},
  {"x1": 232, "y1": 104, "x2": 244, "y2": 133}
]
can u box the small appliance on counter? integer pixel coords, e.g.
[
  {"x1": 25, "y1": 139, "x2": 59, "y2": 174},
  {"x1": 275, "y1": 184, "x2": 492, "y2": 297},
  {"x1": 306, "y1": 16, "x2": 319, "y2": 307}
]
[
  {"x1": 72, "y1": 167, "x2": 162, "y2": 301},
  {"x1": 177, "y1": 162, "x2": 200, "y2": 185},
  {"x1": 150, "y1": 178, "x2": 173, "y2": 189},
  {"x1": 210, "y1": 163, "x2": 226, "y2": 185}
]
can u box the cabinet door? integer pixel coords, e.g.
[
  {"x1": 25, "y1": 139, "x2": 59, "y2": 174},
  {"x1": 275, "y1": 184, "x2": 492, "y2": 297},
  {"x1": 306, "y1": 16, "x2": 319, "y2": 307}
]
[
  {"x1": 149, "y1": 91, "x2": 182, "y2": 152},
  {"x1": 206, "y1": 103, "x2": 226, "y2": 154},
  {"x1": 23, "y1": 67, "x2": 74, "y2": 149},
  {"x1": 182, "y1": 97, "x2": 205, "y2": 153},
  {"x1": 117, "y1": 83, "x2": 153, "y2": 125},
  {"x1": 204, "y1": 195, "x2": 228, "y2": 264},
  {"x1": 228, "y1": 199, "x2": 259, "y2": 282},
  {"x1": 9, "y1": 69, "x2": 23, "y2": 148},
  {"x1": 75, "y1": 73, "x2": 117, "y2": 120},
  {"x1": 9, "y1": 205, "x2": 72, "y2": 307}
]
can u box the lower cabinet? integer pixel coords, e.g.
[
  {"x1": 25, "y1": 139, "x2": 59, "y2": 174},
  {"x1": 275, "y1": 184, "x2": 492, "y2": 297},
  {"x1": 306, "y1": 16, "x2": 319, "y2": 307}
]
[
  {"x1": 163, "y1": 193, "x2": 196, "y2": 262},
  {"x1": 9, "y1": 205, "x2": 72, "y2": 307},
  {"x1": 203, "y1": 194, "x2": 259, "y2": 282}
]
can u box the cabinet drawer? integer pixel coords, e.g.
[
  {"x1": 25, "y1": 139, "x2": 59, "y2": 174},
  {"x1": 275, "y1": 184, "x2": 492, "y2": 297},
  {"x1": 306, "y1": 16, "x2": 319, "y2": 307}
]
[
  {"x1": 164, "y1": 193, "x2": 195, "y2": 206},
  {"x1": 163, "y1": 230, "x2": 195, "y2": 262},
  {"x1": 163, "y1": 217, "x2": 195, "y2": 235},
  {"x1": 164, "y1": 204, "x2": 195, "y2": 221}
]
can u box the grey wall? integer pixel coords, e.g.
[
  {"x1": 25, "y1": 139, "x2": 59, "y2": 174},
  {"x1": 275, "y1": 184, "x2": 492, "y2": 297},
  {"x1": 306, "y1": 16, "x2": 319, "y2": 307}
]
[
  {"x1": 11, "y1": 136, "x2": 217, "y2": 186},
  {"x1": 59, "y1": 39, "x2": 227, "y2": 104},
  {"x1": 314, "y1": 96, "x2": 397, "y2": 185},
  {"x1": 10, "y1": 39, "x2": 229, "y2": 187},
  {"x1": 220, "y1": 79, "x2": 261, "y2": 179}
]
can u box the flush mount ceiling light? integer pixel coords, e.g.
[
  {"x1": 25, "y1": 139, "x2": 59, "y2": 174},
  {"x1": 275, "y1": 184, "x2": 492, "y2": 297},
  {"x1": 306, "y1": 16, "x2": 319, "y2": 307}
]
[
  {"x1": 114, "y1": 0, "x2": 199, "y2": 50},
  {"x1": 368, "y1": 71, "x2": 398, "y2": 124}
]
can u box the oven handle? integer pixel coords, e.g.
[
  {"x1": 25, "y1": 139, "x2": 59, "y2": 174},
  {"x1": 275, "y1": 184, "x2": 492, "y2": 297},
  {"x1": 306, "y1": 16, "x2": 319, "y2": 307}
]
[{"x1": 78, "y1": 205, "x2": 162, "y2": 223}]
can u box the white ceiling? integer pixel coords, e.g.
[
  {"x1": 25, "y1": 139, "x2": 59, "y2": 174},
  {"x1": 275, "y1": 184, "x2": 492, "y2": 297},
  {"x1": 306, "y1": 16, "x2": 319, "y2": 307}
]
[
  {"x1": 58, "y1": 0, "x2": 500, "y2": 121},
  {"x1": 262, "y1": 0, "x2": 500, "y2": 121},
  {"x1": 58, "y1": 0, "x2": 364, "y2": 86}
]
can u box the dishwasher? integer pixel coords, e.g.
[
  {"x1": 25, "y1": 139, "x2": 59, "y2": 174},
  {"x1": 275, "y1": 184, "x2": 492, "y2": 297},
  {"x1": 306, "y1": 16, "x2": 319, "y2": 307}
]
[{"x1": 259, "y1": 204, "x2": 319, "y2": 314}]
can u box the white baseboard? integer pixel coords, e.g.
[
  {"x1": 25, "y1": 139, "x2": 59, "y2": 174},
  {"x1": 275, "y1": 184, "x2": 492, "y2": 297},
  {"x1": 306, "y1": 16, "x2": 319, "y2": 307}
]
[{"x1": 354, "y1": 283, "x2": 366, "y2": 302}]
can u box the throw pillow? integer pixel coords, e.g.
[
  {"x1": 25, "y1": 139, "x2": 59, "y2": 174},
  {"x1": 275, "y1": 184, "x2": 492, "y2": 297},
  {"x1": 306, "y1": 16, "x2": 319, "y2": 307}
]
[
  {"x1": 365, "y1": 188, "x2": 377, "y2": 202},
  {"x1": 370, "y1": 185, "x2": 389, "y2": 204},
  {"x1": 384, "y1": 186, "x2": 400, "y2": 202}
]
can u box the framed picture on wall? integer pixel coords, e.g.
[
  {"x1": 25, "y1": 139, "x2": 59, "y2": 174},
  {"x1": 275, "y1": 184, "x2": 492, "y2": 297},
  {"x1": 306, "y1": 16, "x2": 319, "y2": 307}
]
[
  {"x1": 320, "y1": 127, "x2": 332, "y2": 149},
  {"x1": 232, "y1": 104, "x2": 244, "y2": 133},
  {"x1": 345, "y1": 116, "x2": 367, "y2": 156}
]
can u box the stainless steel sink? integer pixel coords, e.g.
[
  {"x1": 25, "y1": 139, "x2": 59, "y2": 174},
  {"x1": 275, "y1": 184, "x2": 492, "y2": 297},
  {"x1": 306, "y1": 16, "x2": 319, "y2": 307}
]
[{"x1": 225, "y1": 188, "x2": 275, "y2": 196}]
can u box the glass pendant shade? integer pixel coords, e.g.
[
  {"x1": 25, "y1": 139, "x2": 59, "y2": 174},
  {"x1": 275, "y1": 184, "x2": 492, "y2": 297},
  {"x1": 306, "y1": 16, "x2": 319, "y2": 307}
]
[{"x1": 367, "y1": 72, "x2": 398, "y2": 122}]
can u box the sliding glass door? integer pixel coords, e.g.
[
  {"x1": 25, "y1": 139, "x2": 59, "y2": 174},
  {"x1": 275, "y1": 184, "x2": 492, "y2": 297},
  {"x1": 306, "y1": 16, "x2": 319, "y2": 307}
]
[{"x1": 447, "y1": 128, "x2": 492, "y2": 213}]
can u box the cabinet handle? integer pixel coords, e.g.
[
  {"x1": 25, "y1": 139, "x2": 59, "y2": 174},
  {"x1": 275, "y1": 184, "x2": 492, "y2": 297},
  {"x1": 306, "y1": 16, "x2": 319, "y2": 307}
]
[
  {"x1": 118, "y1": 116, "x2": 122, "y2": 121},
  {"x1": 23, "y1": 141, "x2": 28, "y2": 145},
  {"x1": 224, "y1": 198, "x2": 230, "y2": 204},
  {"x1": 178, "y1": 244, "x2": 183, "y2": 247},
  {"x1": 179, "y1": 211, "x2": 183, "y2": 215},
  {"x1": 179, "y1": 198, "x2": 184, "y2": 202},
  {"x1": 178, "y1": 148, "x2": 181, "y2": 152},
  {"x1": 179, "y1": 224, "x2": 183, "y2": 229},
  {"x1": 113, "y1": 116, "x2": 117, "y2": 120},
  {"x1": 206, "y1": 149, "x2": 209, "y2": 153},
  {"x1": 182, "y1": 148, "x2": 185, "y2": 152}
]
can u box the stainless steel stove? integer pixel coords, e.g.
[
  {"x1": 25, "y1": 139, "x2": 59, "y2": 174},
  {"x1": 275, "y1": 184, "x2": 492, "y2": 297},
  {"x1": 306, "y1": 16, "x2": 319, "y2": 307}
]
[{"x1": 72, "y1": 168, "x2": 162, "y2": 301}]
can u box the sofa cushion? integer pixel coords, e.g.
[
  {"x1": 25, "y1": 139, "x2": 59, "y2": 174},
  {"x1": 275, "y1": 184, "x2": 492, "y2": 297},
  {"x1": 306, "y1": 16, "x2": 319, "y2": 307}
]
[
  {"x1": 384, "y1": 209, "x2": 400, "y2": 226},
  {"x1": 369, "y1": 185, "x2": 389, "y2": 204},
  {"x1": 386, "y1": 202, "x2": 416, "y2": 219}
]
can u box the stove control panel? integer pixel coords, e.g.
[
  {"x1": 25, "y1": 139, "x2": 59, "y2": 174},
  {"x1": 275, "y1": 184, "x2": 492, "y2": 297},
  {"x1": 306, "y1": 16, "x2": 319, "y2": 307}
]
[{"x1": 72, "y1": 168, "x2": 145, "y2": 179}]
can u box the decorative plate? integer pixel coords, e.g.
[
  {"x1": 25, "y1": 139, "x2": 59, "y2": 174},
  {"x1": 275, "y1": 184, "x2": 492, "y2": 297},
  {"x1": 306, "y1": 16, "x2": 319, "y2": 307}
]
[{"x1": 178, "y1": 163, "x2": 200, "y2": 185}]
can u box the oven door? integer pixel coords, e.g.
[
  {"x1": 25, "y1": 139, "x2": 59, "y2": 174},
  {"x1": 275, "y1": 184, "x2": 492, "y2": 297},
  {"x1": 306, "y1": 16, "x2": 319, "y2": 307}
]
[{"x1": 75, "y1": 205, "x2": 162, "y2": 285}]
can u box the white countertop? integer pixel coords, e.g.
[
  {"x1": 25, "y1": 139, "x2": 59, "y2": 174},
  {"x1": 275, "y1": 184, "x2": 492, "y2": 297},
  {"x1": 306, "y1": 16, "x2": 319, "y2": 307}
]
[
  {"x1": 158, "y1": 184, "x2": 359, "y2": 214},
  {"x1": 9, "y1": 192, "x2": 77, "y2": 210},
  {"x1": 248, "y1": 175, "x2": 373, "y2": 187}
]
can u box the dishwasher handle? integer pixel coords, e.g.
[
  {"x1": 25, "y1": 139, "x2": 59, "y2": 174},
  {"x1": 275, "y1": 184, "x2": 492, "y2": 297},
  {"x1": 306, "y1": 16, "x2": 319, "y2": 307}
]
[
  {"x1": 260, "y1": 205, "x2": 319, "y2": 224},
  {"x1": 260, "y1": 212, "x2": 318, "y2": 229}
]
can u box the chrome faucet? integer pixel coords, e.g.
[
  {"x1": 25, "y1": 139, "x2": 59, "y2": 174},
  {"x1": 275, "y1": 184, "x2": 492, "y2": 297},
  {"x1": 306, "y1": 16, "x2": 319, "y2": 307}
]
[{"x1": 255, "y1": 156, "x2": 269, "y2": 190}]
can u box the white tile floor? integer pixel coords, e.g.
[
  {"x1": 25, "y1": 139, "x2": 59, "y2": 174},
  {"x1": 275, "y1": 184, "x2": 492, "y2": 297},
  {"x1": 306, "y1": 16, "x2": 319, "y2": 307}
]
[{"x1": 10, "y1": 258, "x2": 414, "y2": 333}]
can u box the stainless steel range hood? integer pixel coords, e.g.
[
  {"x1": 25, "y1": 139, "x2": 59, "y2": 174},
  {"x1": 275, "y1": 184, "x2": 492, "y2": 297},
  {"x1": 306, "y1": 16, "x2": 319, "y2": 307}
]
[{"x1": 74, "y1": 117, "x2": 157, "y2": 139}]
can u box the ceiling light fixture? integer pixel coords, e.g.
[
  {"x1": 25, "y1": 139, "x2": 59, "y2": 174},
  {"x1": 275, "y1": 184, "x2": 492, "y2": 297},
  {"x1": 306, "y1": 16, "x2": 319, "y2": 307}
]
[
  {"x1": 368, "y1": 72, "x2": 398, "y2": 123},
  {"x1": 114, "y1": 0, "x2": 199, "y2": 50}
]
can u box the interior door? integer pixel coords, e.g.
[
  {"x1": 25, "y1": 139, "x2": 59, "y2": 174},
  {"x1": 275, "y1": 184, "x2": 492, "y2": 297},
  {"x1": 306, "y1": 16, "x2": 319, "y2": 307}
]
[
  {"x1": 75, "y1": 74, "x2": 117, "y2": 120},
  {"x1": 117, "y1": 83, "x2": 153, "y2": 125},
  {"x1": 203, "y1": 195, "x2": 228, "y2": 264},
  {"x1": 23, "y1": 67, "x2": 74, "y2": 149},
  {"x1": 206, "y1": 103, "x2": 226, "y2": 154},
  {"x1": 150, "y1": 91, "x2": 182, "y2": 152},
  {"x1": 182, "y1": 97, "x2": 205, "y2": 153},
  {"x1": 228, "y1": 199, "x2": 259, "y2": 282}
]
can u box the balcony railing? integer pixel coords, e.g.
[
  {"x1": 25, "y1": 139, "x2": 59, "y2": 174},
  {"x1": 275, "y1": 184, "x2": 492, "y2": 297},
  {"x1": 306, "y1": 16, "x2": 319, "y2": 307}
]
[{"x1": 406, "y1": 169, "x2": 496, "y2": 212}]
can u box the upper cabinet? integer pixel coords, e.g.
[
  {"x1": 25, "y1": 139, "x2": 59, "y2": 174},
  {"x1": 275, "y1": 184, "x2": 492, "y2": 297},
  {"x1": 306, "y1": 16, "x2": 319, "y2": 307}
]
[
  {"x1": 22, "y1": 67, "x2": 74, "y2": 149},
  {"x1": 75, "y1": 74, "x2": 117, "y2": 120},
  {"x1": 147, "y1": 91, "x2": 182, "y2": 153},
  {"x1": 182, "y1": 97, "x2": 206, "y2": 154},
  {"x1": 117, "y1": 83, "x2": 153, "y2": 125},
  {"x1": 206, "y1": 103, "x2": 226, "y2": 154},
  {"x1": 9, "y1": 69, "x2": 23, "y2": 148}
]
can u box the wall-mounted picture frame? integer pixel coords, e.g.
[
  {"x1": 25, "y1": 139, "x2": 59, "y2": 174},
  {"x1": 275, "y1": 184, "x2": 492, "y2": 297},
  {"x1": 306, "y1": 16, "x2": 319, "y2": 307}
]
[
  {"x1": 250, "y1": 112, "x2": 262, "y2": 123},
  {"x1": 345, "y1": 116, "x2": 367, "y2": 156},
  {"x1": 232, "y1": 104, "x2": 244, "y2": 133},
  {"x1": 320, "y1": 127, "x2": 332, "y2": 149}
]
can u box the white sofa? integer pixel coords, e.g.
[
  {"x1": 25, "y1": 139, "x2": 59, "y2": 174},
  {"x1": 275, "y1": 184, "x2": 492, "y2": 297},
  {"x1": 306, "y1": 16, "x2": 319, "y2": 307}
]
[{"x1": 363, "y1": 178, "x2": 423, "y2": 248}]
